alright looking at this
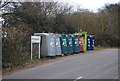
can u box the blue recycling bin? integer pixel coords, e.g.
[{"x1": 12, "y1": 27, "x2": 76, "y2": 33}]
[
  {"x1": 66, "y1": 34, "x2": 73, "y2": 54},
  {"x1": 87, "y1": 35, "x2": 91, "y2": 50},
  {"x1": 60, "y1": 34, "x2": 68, "y2": 54},
  {"x1": 72, "y1": 35, "x2": 80, "y2": 53},
  {"x1": 90, "y1": 35, "x2": 94, "y2": 50},
  {"x1": 87, "y1": 35, "x2": 94, "y2": 50}
]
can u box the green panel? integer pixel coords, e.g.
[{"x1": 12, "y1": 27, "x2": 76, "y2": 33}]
[{"x1": 75, "y1": 32, "x2": 87, "y2": 51}]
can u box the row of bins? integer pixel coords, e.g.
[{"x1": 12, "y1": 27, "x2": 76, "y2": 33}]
[
  {"x1": 60, "y1": 34, "x2": 80, "y2": 54},
  {"x1": 34, "y1": 33, "x2": 94, "y2": 57}
]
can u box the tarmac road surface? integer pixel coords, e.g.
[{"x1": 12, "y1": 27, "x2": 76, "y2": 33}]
[{"x1": 3, "y1": 49, "x2": 118, "y2": 80}]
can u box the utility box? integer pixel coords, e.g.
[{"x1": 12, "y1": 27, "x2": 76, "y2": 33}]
[
  {"x1": 75, "y1": 32, "x2": 87, "y2": 51},
  {"x1": 54, "y1": 34, "x2": 62, "y2": 55},
  {"x1": 87, "y1": 35, "x2": 94, "y2": 50},
  {"x1": 34, "y1": 33, "x2": 56, "y2": 56},
  {"x1": 78, "y1": 35, "x2": 84, "y2": 52},
  {"x1": 72, "y1": 35, "x2": 80, "y2": 53},
  {"x1": 60, "y1": 34, "x2": 68, "y2": 54},
  {"x1": 66, "y1": 34, "x2": 73, "y2": 54}
]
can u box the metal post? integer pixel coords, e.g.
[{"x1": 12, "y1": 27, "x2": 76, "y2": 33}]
[
  {"x1": 31, "y1": 42, "x2": 33, "y2": 60},
  {"x1": 38, "y1": 36, "x2": 41, "y2": 59}
]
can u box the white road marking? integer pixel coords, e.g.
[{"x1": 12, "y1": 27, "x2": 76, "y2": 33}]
[
  {"x1": 76, "y1": 76, "x2": 82, "y2": 79},
  {"x1": 74, "y1": 76, "x2": 83, "y2": 81}
]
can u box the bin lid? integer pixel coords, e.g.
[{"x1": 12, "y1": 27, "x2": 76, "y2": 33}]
[
  {"x1": 87, "y1": 35, "x2": 94, "y2": 38},
  {"x1": 75, "y1": 32, "x2": 87, "y2": 35},
  {"x1": 34, "y1": 33, "x2": 51, "y2": 36}
]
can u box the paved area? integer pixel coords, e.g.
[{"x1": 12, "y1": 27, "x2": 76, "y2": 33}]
[{"x1": 3, "y1": 49, "x2": 118, "y2": 79}]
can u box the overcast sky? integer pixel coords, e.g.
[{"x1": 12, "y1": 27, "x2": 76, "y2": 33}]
[
  {"x1": 0, "y1": 0, "x2": 119, "y2": 23},
  {"x1": 58, "y1": 0, "x2": 119, "y2": 12}
]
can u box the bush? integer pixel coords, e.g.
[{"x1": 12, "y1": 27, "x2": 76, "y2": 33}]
[
  {"x1": 2, "y1": 26, "x2": 32, "y2": 68},
  {"x1": 95, "y1": 32, "x2": 119, "y2": 47}
]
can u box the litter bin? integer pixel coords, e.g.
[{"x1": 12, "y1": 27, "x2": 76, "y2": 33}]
[
  {"x1": 34, "y1": 33, "x2": 56, "y2": 56},
  {"x1": 60, "y1": 34, "x2": 68, "y2": 54},
  {"x1": 78, "y1": 35, "x2": 84, "y2": 52},
  {"x1": 54, "y1": 34, "x2": 62, "y2": 55},
  {"x1": 87, "y1": 35, "x2": 95, "y2": 50},
  {"x1": 72, "y1": 35, "x2": 80, "y2": 53},
  {"x1": 66, "y1": 34, "x2": 73, "y2": 54},
  {"x1": 75, "y1": 32, "x2": 87, "y2": 51}
]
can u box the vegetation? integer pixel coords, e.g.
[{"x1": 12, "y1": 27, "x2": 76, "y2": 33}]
[{"x1": 1, "y1": 2, "x2": 119, "y2": 68}]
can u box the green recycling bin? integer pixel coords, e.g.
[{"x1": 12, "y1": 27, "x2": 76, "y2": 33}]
[
  {"x1": 66, "y1": 34, "x2": 73, "y2": 54},
  {"x1": 60, "y1": 34, "x2": 68, "y2": 54},
  {"x1": 75, "y1": 32, "x2": 87, "y2": 51},
  {"x1": 72, "y1": 35, "x2": 80, "y2": 53}
]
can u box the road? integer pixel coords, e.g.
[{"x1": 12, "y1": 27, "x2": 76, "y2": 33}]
[{"x1": 3, "y1": 49, "x2": 118, "y2": 79}]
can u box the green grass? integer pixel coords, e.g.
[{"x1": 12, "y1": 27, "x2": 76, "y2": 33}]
[
  {"x1": 94, "y1": 46, "x2": 119, "y2": 50},
  {"x1": 94, "y1": 47, "x2": 106, "y2": 50},
  {"x1": 107, "y1": 47, "x2": 120, "y2": 49},
  {"x1": 3, "y1": 55, "x2": 57, "y2": 69}
]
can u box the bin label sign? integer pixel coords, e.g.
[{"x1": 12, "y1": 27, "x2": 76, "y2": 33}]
[
  {"x1": 75, "y1": 39, "x2": 79, "y2": 46},
  {"x1": 62, "y1": 39, "x2": 67, "y2": 46},
  {"x1": 31, "y1": 36, "x2": 41, "y2": 60},
  {"x1": 56, "y1": 39, "x2": 60, "y2": 47},
  {"x1": 31, "y1": 36, "x2": 41, "y2": 43},
  {"x1": 50, "y1": 39, "x2": 55, "y2": 47},
  {"x1": 69, "y1": 39, "x2": 72, "y2": 46}
]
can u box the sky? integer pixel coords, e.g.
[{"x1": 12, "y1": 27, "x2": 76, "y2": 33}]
[
  {"x1": 58, "y1": 0, "x2": 119, "y2": 12},
  {"x1": 0, "y1": 0, "x2": 119, "y2": 22}
]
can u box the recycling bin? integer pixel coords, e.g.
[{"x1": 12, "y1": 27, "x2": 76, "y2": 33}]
[
  {"x1": 34, "y1": 33, "x2": 56, "y2": 56},
  {"x1": 87, "y1": 35, "x2": 91, "y2": 50},
  {"x1": 59, "y1": 34, "x2": 68, "y2": 54},
  {"x1": 87, "y1": 35, "x2": 95, "y2": 50},
  {"x1": 72, "y1": 35, "x2": 80, "y2": 53},
  {"x1": 75, "y1": 32, "x2": 87, "y2": 51},
  {"x1": 66, "y1": 34, "x2": 73, "y2": 54},
  {"x1": 90, "y1": 35, "x2": 94, "y2": 50},
  {"x1": 78, "y1": 35, "x2": 84, "y2": 52},
  {"x1": 54, "y1": 34, "x2": 62, "y2": 55}
]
